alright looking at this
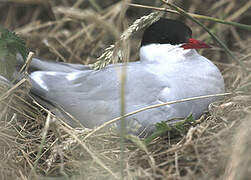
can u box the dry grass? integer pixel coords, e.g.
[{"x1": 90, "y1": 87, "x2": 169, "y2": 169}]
[{"x1": 0, "y1": 0, "x2": 251, "y2": 179}]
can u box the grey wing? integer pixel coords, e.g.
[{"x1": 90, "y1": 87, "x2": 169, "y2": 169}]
[
  {"x1": 29, "y1": 69, "x2": 112, "y2": 126},
  {"x1": 29, "y1": 63, "x2": 174, "y2": 132},
  {"x1": 29, "y1": 66, "x2": 124, "y2": 128}
]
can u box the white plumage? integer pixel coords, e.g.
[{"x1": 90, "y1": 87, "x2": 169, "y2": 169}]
[{"x1": 29, "y1": 43, "x2": 224, "y2": 135}]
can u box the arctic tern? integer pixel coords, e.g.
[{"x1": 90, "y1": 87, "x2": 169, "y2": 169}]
[{"x1": 17, "y1": 18, "x2": 225, "y2": 136}]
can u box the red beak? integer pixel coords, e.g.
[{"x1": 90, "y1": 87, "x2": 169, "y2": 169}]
[{"x1": 181, "y1": 38, "x2": 211, "y2": 49}]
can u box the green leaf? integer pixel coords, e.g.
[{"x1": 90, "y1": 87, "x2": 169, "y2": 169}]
[
  {"x1": 144, "y1": 121, "x2": 172, "y2": 145},
  {"x1": 0, "y1": 25, "x2": 28, "y2": 61},
  {"x1": 144, "y1": 114, "x2": 195, "y2": 145},
  {"x1": 0, "y1": 25, "x2": 28, "y2": 80}
]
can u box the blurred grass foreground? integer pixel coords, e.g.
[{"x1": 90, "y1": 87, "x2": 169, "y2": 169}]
[{"x1": 0, "y1": 0, "x2": 251, "y2": 179}]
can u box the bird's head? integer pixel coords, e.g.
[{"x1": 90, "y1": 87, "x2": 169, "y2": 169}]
[{"x1": 141, "y1": 18, "x2": 210, "y2": 50}]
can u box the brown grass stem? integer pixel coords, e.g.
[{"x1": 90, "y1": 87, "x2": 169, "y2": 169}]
[
  {"x1": 0, "y1": 78, "x2": 27, "y2": 101},
  {"x1": 60, "y1": 125, "x2": 119, "y2": 179}
]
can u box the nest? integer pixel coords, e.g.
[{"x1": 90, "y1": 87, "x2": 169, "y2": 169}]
[{"x1": 0, "y1": 0, "x2": 251, "y2": 179}]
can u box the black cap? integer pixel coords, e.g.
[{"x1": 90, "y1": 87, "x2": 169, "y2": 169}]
[{"x1": 141, "y1": 18, "x2": 192, "y2": 47}]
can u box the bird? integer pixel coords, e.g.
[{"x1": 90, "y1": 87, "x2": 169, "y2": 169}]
[{"x1": 16, "y1": 18, "x2": 225, "y2": 136}]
